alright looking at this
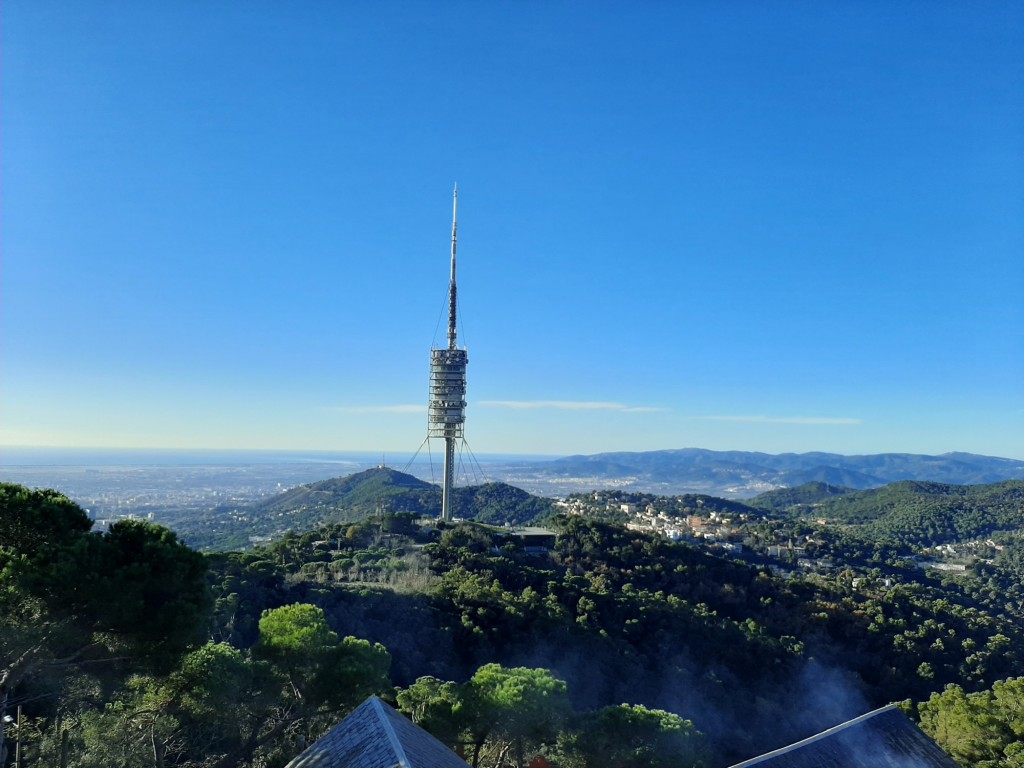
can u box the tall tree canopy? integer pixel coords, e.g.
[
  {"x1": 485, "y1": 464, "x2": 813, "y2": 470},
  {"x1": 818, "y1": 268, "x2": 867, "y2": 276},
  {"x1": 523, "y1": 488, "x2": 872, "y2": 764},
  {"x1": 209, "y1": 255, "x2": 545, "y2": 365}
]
[
  {"x1": 916, "y1": 677, "x2": 1024, "y2": 767},
  {"x1": 556, "y1": 703, "x2": 708, "y2": 768},
  {"x1": 0, "y1": 483, "x2": 211, "y2": 761}
]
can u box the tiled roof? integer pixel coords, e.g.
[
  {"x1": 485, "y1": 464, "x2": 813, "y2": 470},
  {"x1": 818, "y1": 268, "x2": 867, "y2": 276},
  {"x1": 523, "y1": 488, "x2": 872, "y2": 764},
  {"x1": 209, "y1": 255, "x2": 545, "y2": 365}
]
[
  {"x1": 728, "y1": 705, "x2": 958, "y2": 768},
  {"x1": 285, "y1": 696, "x2": 468, "y2": 768}
]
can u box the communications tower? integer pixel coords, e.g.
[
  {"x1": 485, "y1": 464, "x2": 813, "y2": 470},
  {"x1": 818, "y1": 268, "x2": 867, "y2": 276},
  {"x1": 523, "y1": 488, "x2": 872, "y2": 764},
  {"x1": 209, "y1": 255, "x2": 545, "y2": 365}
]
[{"x1": 428, "y1": 186, "x2": 468, "y2": 521}]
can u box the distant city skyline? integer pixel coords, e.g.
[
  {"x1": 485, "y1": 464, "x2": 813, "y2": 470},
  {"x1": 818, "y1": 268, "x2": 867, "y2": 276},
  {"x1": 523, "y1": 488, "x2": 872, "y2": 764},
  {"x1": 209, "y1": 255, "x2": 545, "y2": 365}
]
[{"x1": 2, "y1": 2, "x2": 1022, "y2": 460}]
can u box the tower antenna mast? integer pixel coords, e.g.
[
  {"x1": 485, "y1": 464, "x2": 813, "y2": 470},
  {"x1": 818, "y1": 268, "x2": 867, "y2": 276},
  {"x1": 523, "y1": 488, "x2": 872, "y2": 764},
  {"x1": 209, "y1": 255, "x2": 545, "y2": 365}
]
[
  {"x1": 428, "y1": 185, "x2": 468, "y2": 521},
  {"x1": 448, "y1": 185, "x2": 458, "y2": 349}
]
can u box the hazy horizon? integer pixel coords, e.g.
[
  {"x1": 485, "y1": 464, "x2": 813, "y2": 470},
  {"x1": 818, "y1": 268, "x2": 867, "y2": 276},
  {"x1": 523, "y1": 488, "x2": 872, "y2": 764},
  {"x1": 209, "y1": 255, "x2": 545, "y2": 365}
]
[
  {"x1": 3, "y1": 444, "x2": 1022, "y2": 468},
  {"x1": 0, "y1": 445, "x2": 560, "y2": 467}
]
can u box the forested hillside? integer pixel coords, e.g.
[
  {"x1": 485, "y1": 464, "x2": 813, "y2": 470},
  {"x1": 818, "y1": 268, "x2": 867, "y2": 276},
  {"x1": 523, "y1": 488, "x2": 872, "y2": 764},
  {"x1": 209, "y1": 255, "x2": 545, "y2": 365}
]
[
  {"x1": 5, "y1": 479, "x2": 1024, "y2": 767},
  {"x1": 794, "y1": 480, "x2": 1024, "y2": 546},
  {"x1": 175, "y1": 469, "x2": 556, "y2": 551}
]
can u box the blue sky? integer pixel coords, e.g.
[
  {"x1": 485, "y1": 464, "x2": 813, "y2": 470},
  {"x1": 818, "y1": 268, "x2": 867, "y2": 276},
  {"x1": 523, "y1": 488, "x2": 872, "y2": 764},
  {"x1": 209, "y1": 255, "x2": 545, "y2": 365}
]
[{"x1": 3, "y1": 1, "x2": 1022, "y2": 459}]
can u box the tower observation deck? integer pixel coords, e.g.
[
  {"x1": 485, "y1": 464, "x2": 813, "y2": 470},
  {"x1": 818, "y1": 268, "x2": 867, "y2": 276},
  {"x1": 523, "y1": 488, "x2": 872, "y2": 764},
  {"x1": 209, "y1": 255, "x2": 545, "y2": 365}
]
[{"x1": 428, "y1": 186, "x2": 467, "y2": 521}]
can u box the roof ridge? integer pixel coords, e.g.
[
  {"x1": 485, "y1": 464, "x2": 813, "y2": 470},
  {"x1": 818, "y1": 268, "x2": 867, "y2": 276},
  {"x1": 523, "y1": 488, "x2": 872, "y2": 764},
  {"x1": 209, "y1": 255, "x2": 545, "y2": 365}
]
[
  {"x1": 729, "y1": 704, "x2": 899, "y2": 767},
  {"x1": 371, "y1": 696, "x2": 412, "y2": 768}
]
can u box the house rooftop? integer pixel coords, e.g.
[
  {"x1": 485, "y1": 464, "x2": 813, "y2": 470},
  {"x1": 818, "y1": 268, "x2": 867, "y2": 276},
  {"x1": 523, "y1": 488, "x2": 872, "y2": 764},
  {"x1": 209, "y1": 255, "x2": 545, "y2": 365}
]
[
  {"x1": 284, "y1": 696, "x2": 468, "y2": 768},
  {"x1": 728, "y1": 704, "x2": 957, "y2": 768}
]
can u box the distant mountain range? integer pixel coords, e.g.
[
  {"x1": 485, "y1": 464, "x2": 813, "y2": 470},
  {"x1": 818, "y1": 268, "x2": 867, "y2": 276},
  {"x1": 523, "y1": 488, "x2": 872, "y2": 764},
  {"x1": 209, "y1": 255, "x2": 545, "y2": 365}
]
[{"x1": 497, "y1": 449, "x2": 1024, "y2": 498}]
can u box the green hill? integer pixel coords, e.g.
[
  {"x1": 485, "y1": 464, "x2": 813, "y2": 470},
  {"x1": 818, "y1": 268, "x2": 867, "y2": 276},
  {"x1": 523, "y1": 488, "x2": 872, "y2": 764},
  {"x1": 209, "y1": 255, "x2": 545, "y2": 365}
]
[
  {"x1": 175, "y1": 468, "x2": 557, "y2": 550},
  {"x1": 253, "y1": 469, "x2": 556, "y2": 527},
  {"x1": 453, "y1": 482, "x2": 557, "y2": 526},
  {"x1": 749, "y1": 481, "x2": 856, "y2": 513},
  {"x1": 793, "y1": 479, "x2": 1024, "y2": 546},
  {"x1": 254, "y1": 466, "x2": 436, "y2": 517}
]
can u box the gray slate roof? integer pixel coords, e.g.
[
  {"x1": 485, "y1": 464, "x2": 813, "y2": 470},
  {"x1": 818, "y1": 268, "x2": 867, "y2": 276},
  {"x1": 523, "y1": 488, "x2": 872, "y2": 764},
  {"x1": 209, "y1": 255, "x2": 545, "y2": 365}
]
[
  {"x1": 728, "y1": 705, "x2": 958, "y2": 768},
  {"x1": 284, "y1": 696, "x2": 468, "y2": 768}
]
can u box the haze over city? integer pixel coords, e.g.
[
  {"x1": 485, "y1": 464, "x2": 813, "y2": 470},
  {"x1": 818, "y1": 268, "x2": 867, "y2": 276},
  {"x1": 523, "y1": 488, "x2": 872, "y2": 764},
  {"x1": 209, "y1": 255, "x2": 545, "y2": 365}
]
[{"x1": 3, "y1": 2, "x2": 1022, "y2": 459}]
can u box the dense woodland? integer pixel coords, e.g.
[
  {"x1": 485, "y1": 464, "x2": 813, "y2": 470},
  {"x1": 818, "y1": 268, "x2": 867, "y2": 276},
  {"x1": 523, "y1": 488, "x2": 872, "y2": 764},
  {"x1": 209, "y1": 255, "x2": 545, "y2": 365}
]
[{"x1": 3, "y1": 477, "x2": 1024, "y2": 767}]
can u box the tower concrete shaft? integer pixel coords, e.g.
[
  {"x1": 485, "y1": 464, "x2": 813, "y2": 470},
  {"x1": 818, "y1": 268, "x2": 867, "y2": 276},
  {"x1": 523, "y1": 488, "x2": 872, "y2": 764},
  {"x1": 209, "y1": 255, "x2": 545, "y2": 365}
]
[{"x1": 428, "y1": 186, "x2": 467, "y2": 521}]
